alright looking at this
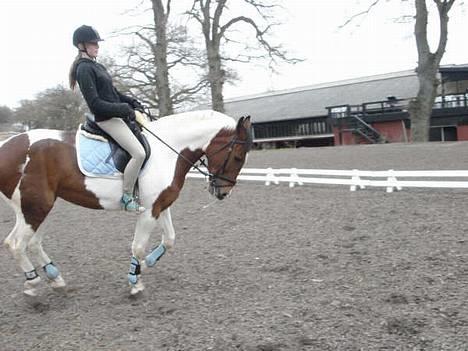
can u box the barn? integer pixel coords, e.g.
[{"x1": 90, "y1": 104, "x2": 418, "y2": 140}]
[{"x1": 223, "y1": 64, "x2": 468, "y2": 147}]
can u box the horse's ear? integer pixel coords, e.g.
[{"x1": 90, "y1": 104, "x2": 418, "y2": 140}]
[
  {"x1": 236, "y1": 116, "x2": 245, "y2": 132},
  {"x1": 242, "y1": 115, "x2": 251, "y2": 129}
]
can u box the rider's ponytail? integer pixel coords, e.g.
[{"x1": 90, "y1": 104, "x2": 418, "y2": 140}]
[{"x1": 69, "y1": 52, "x2": 81, "y2": 90}]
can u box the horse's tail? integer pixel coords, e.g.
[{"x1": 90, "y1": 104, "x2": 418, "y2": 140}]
[{"x1": 0, "y1": 133, "x2": 30, "y2": 200}]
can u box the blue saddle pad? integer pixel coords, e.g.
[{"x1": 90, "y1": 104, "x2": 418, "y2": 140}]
[{"x1": 76, "y1": 129, "x2": 122, "y2": 178}]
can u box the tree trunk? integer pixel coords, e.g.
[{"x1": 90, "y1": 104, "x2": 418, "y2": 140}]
[
  {"x1": 410, "y1": 0, "x2": 454, "y2": 142},
  {"x1": 206, "y1": 44, "x2": 225, "y2": 112},
  {"x1": 409, "y1": 63, "x2": 439, "y2": 142},
  {"x1": 152, "y1": 0, "x2": 173, "y2": 116}
]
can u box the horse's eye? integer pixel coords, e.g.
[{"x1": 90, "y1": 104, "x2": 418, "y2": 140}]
[{"x1": 234, "y1": 156, "x2": 243, "y2": 162}]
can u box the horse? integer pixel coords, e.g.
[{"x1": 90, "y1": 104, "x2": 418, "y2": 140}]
[{"x1": 0, "y1": 110, "x2": 252, "y2": 298}]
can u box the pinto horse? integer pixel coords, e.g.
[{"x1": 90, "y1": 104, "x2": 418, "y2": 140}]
[{"x1": 0, "y1": 110, "x2": 252, "y2": 297}]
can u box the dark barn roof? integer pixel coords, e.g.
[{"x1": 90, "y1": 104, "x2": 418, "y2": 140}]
[
  {"x1": 440, "y1": 64, "x2": 468, "y2": 82},
  {"x1": 224, "y1": 70, "x2": 420, "y2": 124}
]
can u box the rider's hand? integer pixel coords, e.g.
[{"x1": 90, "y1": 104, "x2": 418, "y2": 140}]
[
  {"x1": 134, "y1": 110, "x2": 149, "y2": 128},
  {"x1": 128, "y1": 110, "x2": 136, "y2": 121},
  {"x1": 131, "y1": 99, "x2": 145, "y2": 113}
]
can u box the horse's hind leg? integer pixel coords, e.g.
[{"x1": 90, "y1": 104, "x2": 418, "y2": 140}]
[
  {"x1": 22, "y1": 185, "x2": 66, "y2": 291},
  {"x1": 4, "y1": 184, "x2": 62, "y2": 297},
  {"x1": 28, "y1": 230, "x2": 66, "y2": 290},
  {"x1": 4, "y1": 210, "x2": 43, "y2": 297}
]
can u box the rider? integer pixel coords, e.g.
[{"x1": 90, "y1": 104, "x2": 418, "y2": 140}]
[{"x1": 69, "y1": 25, "x2": 145, "y2": 212}]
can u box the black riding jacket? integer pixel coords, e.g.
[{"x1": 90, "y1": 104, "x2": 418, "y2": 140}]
[{"x1": 75, "y1": 58, "x2": 135, "y2": 122}]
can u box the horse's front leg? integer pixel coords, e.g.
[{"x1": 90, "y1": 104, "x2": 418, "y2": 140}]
[
  {"x1": 158, "y1": 207, "x2": 175, "y2": 250},
  {"x1": 127, "y1": 208, "x2": 174, "y2": 295},
  {"x1": 141, "y1": 208, "x2": 173, "y2": 269},
  {"x1": 128, "y1": 210, "x2": 157, "y2": 295}
]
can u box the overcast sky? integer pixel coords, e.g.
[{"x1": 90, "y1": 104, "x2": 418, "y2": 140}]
[{"x1": 1, "y1": 0, "x2": 467, "y2": 108}]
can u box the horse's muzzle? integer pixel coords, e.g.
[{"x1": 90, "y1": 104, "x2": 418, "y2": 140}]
[{"x1": 208, "y1": 182, "x2": 231, "y2": 200}]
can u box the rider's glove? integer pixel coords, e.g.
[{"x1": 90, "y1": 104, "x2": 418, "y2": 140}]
[{"x1": 131, "y1": 99, "x2": 145, "y2": 113}]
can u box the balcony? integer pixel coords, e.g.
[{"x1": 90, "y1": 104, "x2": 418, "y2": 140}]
[{"x1": 327, "y1": 93, "x2": 468, "y2": 120}]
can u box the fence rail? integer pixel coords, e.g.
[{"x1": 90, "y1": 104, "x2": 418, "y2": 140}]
[{"x1": 187, "y1": 167, "x2": 468, "y2": 192}]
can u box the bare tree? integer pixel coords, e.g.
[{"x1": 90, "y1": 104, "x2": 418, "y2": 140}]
[
  {"x1": 111, "y1": 0, "x2": 209, "y2": 116},
  {"x1": 341, "y1": 0, "x2": 458, "y2": 142},
  {"x1": 187, "y1": 0, "x2": 300, "y2": 112}
]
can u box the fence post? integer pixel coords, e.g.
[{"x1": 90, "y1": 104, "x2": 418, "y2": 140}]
[
  {"x1": 386, "y1": 169, "x2": 402, "y2": 193},
  {"x1": 288, "y1": 168, "x2": 304, "y2": 188},
  {"x1": 265, "y1": 167, "x2": 278, "y2": 186},
  {"x1": 350, "y1": 169, "x2": 365, "y2": 191}
]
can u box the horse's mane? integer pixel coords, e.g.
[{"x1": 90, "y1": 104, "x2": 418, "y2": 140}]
[{"x1": 153, "y1": 110, "x2": 236, "y2": 131}]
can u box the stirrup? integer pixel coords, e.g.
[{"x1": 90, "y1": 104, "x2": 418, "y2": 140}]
[{"x1": 121, "y1": 193, "x2": 145, "y2": 212}]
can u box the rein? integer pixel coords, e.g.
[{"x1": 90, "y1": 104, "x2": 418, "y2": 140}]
[{"x1": 137, "y1": 120, "x2": 247, "y2": 187}]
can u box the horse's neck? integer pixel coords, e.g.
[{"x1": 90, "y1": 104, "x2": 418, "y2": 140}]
[{"x1": 149, "y1": 112, "x2": 234, "y2": 153}]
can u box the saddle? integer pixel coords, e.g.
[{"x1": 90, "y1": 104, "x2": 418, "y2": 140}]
[{"x1": 76, "y1": 114, "x2": 151, "y2": 178}]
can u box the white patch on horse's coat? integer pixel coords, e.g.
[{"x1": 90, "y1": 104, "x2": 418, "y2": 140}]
[
  {"x1": 26, "y1": 129, "x2": 64, "y2": 147},
  {"x1": 19, "y1": 159, "x2": 28, "y2": 174},
  {"x1": 84, "y1": 177, "x2": 123, "y2": 210},
  {"x1": 152, "y1": 110, "x2": 235, "y2": 152},
  {"x1": 2, "y1": 184, "x2": 36, "y2": 273}
]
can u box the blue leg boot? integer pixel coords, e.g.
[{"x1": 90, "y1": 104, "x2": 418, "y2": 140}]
[
  {"x1": 145, "y1": 243, "x2": 166, "y2": 268},
  {"x1": 128, "y1": 256, "x2": 141, "y2": 286},
  {"x1": 43, "y1": 262, "x2": 60, "y2": 280},
  {"x1": 43, "y1": 262, "x2": 66, "y2": 290},
  {"x1": 121, "y1": 193, "x2": 145, "y2": 212}
]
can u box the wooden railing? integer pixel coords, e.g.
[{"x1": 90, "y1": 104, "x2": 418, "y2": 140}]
[{"x1": 327, "y1": 93, "x2": 468, "y2": 119}]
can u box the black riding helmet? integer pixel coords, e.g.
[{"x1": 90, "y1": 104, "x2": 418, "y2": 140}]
[{"x1": 73, "y1": 25, "x2": 103, "y2": 48}]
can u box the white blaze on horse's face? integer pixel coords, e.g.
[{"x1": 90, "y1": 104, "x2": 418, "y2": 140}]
[{"x1": 206, "y1": 116, "x2": 252, "y2": 200}]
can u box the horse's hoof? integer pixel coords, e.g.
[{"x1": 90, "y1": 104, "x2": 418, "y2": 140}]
[
  {"x1": 49, "y1": 275, "x2": 67, "y2": 290},
  {"x1": 129, "y1": 281, "x2": 145, "y2": 297},
  {"x1": 23, "y1": 291, "x2": 44, "y2": 307},
  {"x1": 129, "y1": 288, "x2": 144, "y2": 299}
]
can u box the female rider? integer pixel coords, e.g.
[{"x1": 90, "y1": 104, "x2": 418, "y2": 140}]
[{"x1": 69, "y1": 25, "x2": 145, "y2": 212}]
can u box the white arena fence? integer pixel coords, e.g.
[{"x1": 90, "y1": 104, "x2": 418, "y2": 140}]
[{"x1": 187, "y1": 167, "x2": 468, "y2": 193}]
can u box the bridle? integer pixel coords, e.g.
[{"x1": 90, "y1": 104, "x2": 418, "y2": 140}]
[
  {"x1": 204, "y1": 136, "x2": 251, "y2": 188},
  {"x1": 137, "y1": 120, "x2": 251, "y2": 189}
]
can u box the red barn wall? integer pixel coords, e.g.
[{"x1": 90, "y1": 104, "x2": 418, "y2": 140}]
[
  {"x1": 333, "y1": 121, "x2": 410, "y2": 145},
  {"x1": 457, "y1": 125, "x2": 468, "y2": 141},
  {"x1": 373, "y1": 121, "x2": 409, "y2": 143}
]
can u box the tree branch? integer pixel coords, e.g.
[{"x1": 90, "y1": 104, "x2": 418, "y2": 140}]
[
  {"x1": 414, "y1": 0, "x2": 431, "y2": 60},
  {"x1": 434, "y1": 0, "x2": 455, "y2": 62},
  {"x1": 339, "y1": 0, "x2": 381, "y2": 28}
]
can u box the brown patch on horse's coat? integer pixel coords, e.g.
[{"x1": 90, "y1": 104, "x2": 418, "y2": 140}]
[
  {"x1": 0, "y1": 133, "x2": 103, "y2": 230},
  {"x1": 0, "y1": 134, "x2": 29, "y2": 199},
  {"x1": 20, "y1": 138, "x2": 103, "y2": 229},
  {"x1": 204, "y1": 128, "x2": 235, "y2": 169},
  {"x1": 52, "y1": 138, "x2": 103, "y2": 210},
  {"x1": 152, "y1": 148, "x2": 203, "y2": 218}
]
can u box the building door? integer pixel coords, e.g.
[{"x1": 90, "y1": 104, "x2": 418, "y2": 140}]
[{"x1": 429, "y1": 126, "x2": 457, "y2": 141}]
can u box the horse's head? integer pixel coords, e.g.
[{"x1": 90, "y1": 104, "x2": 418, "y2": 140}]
[{"x1": 205, "y1": 116, "x2": 252, "y2": 200}]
